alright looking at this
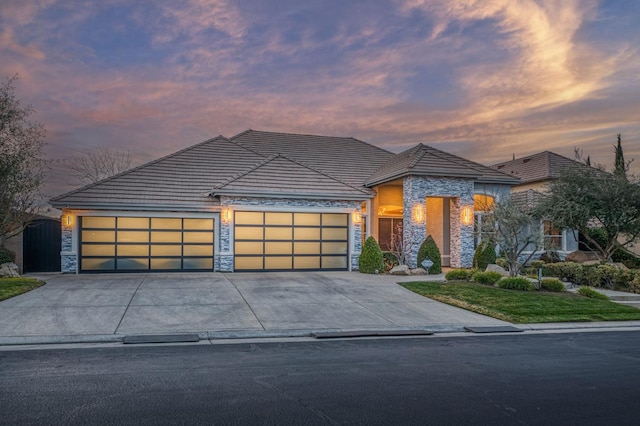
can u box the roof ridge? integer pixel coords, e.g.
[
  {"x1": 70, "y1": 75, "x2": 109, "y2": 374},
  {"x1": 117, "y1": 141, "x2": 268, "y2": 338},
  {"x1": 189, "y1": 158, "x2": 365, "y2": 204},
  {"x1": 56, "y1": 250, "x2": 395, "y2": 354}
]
[
  {"x1": 214, "y1": 153, "x2": 372, "y2": 195},
  {"x1": 51, "y1": 135, "x2": 232, "y2": 203},
  {"x1": 408, "y1": 144, "x2": 427, "y2": 169},
  {"x1": 212, "y1": 154, "x2": 277, "y2": 190}
]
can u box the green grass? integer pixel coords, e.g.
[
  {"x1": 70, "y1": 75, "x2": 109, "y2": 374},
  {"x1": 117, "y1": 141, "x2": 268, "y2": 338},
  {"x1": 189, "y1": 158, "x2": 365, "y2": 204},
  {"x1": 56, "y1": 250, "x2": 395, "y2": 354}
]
[
  {"x1": 401, "y1": 281, "x2": 640, "y2": 323},
  {"x1": 0, "y1": 277, "x2": 45, "y2": 302}
]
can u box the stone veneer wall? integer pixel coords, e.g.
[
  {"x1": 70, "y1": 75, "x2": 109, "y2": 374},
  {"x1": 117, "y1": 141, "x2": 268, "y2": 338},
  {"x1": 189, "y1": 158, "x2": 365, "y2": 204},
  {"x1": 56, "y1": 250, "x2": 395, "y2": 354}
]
[
  {"x1": 403, "y1": 176, "x2": 475, "y2": 268},
  {"x1": 219, "y1": 196, "x2": 361, "y2": 272},
  {"x1": 61, "y1": 210, "x2": 76, "y2": 273}
]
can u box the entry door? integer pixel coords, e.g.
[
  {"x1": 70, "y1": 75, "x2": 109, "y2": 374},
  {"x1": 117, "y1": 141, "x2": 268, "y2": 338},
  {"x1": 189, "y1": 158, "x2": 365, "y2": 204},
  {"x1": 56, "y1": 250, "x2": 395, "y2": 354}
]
[{"x1": 426, "y1": 198, "x2": 451, "y2": 266}]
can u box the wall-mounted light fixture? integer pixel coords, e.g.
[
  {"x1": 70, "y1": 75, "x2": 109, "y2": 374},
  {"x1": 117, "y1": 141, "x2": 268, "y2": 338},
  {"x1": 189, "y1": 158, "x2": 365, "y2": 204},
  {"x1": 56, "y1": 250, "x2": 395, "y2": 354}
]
[
  {"x1": 412, "y1": 204, "x2": 425, "y2": 223},
  {"x1": 65, "y1": 214, "x2": 73, "y2": 226},
  {"x1": 352, "y1": 211, "x2": 362, "y2": 224},
  {"x1": 461, "y1": 205, "x2": 473, "y2": 225},
  {"x1": 221, "y1": 207, "x2": 232, "y2": 222}
]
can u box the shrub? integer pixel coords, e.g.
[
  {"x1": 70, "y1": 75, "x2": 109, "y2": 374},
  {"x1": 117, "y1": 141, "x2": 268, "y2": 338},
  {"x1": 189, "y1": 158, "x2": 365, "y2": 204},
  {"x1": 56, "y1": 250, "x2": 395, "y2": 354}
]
[
  {"x1": 0, "y1": 246, "x2": 16, "y2": 264},
  {"x1": 473, "y1": 271, "x2": 504, "y2": 285},
  {"x1": 495, "y1": 257, "x2": 509, "y2": 270},
  {"x1": 629, "y1": 270, "x2": 640, "y2": 294},
  {"x1": 381, "y1": 251, "x2": 399, "y2": 273},
  {"x1": 540, "y1": 278, "x2": 565, "y2": 292},
  {"x1": 497, "y1": 277, "x2": 536, "y2": 291},
  {"x1": 577, "y1": 286, "x2": 609, "y2": 301},
  {"x1": 359, "y1": 236, "x2": 384, "y2": 274},
  {"x1": 417, "y1": 235, "x2": 442, "y2": 274},
  {"x1": 473, "y1": 241, "x2": 497, "y2": 270},
  {"x1": 445, "y1": 268, "x2": 474, "y2": 281},
  {"x1": 530, "y1": 260, "x2": 545, "y2": 269}
]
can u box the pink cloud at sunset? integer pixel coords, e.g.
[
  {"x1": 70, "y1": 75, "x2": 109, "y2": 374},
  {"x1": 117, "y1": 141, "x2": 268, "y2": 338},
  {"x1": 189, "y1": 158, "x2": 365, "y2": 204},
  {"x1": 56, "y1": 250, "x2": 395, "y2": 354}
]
[{"x1": 0, "y1": 0, "x2": 638, "y2": 198}]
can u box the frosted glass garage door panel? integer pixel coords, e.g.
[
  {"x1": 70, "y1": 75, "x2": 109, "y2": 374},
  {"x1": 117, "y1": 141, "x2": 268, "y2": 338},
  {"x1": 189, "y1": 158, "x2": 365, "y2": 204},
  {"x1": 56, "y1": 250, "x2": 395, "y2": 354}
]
[
  {"x1": 265, "y1": 227, "x2": 292, "y2": 240},
  {"x1": 150, "y1": 245, "x2": 182, "y2": 256},
  {"x1": 82, "y1": 244, "x2": 115, "y2": 256},
  {"x1": 265, "y1": 242, "x2": 292, "y2": 255},
  {"x1": 184, "y1": 218, "x2": 214, "y2": 230},
  {"x1": 118, "y1": 217, "x2": 149, "y2": 229},
  {"x1": 151, "y1": 218, "x2": 182, "y2": 229},
  {"x1": 183, "y1": 258, "x2": 213, "y2": 270},
  {"x1": 235, "y1": 212, "x2": 264, "y2": 225},
  {"x1": 118, "y1": 231, "x2": 149, "y2": 243},
  {"x1": 265, "y1": 256, "x2": 293, "y2": 269},
  {"x1": 322, "y1": 214, "x2": 347, "y2": 226},
  {"x1": 294, "y1": 256, "x2": 320, "y2": 269},
  {"x1": 150, "y1": 231, "x2": 181, "y2": 243},
  {"x1": 322, "y1": 242, "x2": 348, "y2": 255},
  {"x1": 235, "y1": 241, "x2": 264, "y2": 255},
  {"x1": 82, "y1": 217, "x2": 115, "y2": 228},
  {"x1": 265, "y1": 212, "x2": 292, "y2": 226},
  {"x1": 322, "y1": 256, "x2": 348, "y2": 269},
  {"x1": 294, "y1": 213, "x2": 320, "y2": 226},
  {"x1": 117, "y1": 245, "x2": 150, "y2": 256},
  {"x1": 150, "y1": 258, "x2": 182, "y2": 270},
  {"x1": 183, "y1": 245, "x2": 213, "y2": 256},
  {"x1": 294, "y1": 227, "x2": 320, "y2": 240},
  {"x1": 235, "y1": 227, "x2": 263, "y2": 240},
  {"x1": 82, "y1": 258, "x2": 115, "y2": 270},
  {"x1": 183, "y1": 232, "x2": 213, "y2": 243},
  {"x1": 322, "y1": 228, "x2": 347, "y2": 241},
  {"x1": 117, "y1": 258, "x2": 149, "y2": 270},
  {"x1": 235, "y1": 256, "x2": 263, "y2": 270},
  {"x1": 82, "y1": 230, "x2": 115, "y2": 243}
]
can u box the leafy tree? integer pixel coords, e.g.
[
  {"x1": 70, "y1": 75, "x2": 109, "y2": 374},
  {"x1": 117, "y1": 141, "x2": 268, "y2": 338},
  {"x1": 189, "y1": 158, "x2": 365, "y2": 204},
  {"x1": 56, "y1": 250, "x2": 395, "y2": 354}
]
[
  {"x1": 538, "y1": 165, "x2": 640, "y2": 262},
  {"x1": 484, "y1": 199, "x2": 542, "y2": 276},
  {"x1": 60, "y1": 147, "x2": 136, "y2": 185},
  {"x1": 0, "y1": 75, "x2": 46, "y2": 247},
  {"x1": 417, "y1": 235, "x2": 441, "y2": 274},
  {"x1": 359, "y1": 236, "x2": 384, "y2": 274}
]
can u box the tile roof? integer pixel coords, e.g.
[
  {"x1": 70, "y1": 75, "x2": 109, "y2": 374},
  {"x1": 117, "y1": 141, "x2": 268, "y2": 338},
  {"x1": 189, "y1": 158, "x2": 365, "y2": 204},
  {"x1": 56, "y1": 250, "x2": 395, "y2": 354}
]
[
  {"x1": 211, "y1": 155, "x2": 374, "y2": 200},
  {"x1": 51, "y1": 136, "x2": 266, "y2": 210},
  {"x1": 366, "y1": 143, "x2": 520, "y2": 186},
  {"x1": 491, "y1": 151, "x2": 588, "y2": 184},
  {"x1": 510, "y1": 189, "x2": 544, "y2": 209},
  {"x1": 231, "y1": 130, "x2": 394, "y2": 187}
]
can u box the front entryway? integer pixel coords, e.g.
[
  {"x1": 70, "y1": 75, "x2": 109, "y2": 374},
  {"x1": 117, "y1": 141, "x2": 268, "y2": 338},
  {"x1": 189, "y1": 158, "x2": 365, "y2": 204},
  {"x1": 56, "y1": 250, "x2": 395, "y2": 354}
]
[{"x1": 233, "y1": 211, "x2": 349, "y2": 271}]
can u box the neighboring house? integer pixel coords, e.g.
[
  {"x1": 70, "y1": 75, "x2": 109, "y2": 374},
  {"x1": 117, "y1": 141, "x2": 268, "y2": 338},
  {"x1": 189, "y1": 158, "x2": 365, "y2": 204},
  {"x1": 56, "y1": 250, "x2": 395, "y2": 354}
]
[
  {"x1": 490, "y1": 151, "x2": 583, "y2": 258},
  {"x1": 50, "y1": 130, "x2": 518, "y2": 273}
]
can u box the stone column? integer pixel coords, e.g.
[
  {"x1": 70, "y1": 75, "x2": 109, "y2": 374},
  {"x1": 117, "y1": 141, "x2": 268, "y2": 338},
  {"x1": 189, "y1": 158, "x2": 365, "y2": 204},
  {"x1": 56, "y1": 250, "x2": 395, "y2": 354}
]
[
  {"x1": 61, "y1": 209, "x2": 77, "y2": 273},
  {"x1": 403, "y1": 177, "x2": 427, "y2": 268}
]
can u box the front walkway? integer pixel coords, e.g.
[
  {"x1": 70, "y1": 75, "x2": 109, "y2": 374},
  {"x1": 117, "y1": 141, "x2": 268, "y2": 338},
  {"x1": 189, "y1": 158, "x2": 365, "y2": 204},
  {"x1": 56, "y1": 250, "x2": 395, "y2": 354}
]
[{"x1": 0, "y1": 272, "x2": 507, "y2": 341}]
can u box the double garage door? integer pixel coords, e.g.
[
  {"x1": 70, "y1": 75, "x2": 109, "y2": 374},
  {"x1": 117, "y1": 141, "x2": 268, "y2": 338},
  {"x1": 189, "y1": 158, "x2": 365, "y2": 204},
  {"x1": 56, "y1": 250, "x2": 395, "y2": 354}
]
[
  {"x1": 234, "y1": 211, "x2": 348, "y2": 271},
  {"x1": 79, "y1": 211, "x2": 349, "y2": 272},
  {"x1": 80, "y1": 216, "x2": 215, "y2": 272}
]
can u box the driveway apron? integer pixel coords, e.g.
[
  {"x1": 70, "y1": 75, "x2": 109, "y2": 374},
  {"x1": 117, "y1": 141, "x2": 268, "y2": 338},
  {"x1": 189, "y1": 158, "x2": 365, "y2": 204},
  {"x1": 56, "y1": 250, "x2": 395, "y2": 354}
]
[{"x1": 0, "y1": 272, "x2": 508, "y2": 338}]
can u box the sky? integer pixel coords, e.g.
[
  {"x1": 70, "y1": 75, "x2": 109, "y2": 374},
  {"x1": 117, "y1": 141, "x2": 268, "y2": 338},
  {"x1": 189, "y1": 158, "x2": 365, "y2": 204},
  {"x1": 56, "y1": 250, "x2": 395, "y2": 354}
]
[{"x1": 1, "y1": 0, "x2": 639, "y2": 199}]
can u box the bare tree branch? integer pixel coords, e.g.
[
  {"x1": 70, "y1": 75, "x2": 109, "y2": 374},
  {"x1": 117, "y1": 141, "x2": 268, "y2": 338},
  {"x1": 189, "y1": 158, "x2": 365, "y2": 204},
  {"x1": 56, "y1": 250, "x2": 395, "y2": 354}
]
[{"x1": 59, "y1": 148, "x2": 136, "y2": 185}]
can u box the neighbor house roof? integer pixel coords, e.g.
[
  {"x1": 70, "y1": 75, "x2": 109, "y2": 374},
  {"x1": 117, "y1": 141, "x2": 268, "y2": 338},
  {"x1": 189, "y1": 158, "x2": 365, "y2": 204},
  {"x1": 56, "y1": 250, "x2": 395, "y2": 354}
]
[
  {"x1": 50, "y1": 136, "x2": 266, "y2": 210},
  {"x1": 210, "y1": 154, "x2": 374, "y2": 200},
  {"x1": 231, "y1": 130, "x2": 394, "y2": 187},
  {"x1": 491, "y1": 151, "x2": 587, "y2": 184},
  {"x1": 366, "y1": 143, "x2": 520, "y2": 186}
]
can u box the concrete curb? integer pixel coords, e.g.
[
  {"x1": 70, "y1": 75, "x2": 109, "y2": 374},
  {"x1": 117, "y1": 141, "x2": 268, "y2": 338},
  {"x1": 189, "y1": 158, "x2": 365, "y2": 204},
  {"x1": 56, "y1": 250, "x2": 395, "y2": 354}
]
[{"x1": 3, "y1": 321, "x2": 640, "y2": 347}]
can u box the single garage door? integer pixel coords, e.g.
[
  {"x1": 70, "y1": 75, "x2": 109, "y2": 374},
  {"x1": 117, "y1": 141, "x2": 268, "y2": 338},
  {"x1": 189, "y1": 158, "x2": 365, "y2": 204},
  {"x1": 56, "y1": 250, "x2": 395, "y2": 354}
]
[
  {"x1": 80, "y1": 216, "x2": 214, "y2": 272},
  {"x1": 234, "y1": 211, "x2": 348, "y2": 271}
]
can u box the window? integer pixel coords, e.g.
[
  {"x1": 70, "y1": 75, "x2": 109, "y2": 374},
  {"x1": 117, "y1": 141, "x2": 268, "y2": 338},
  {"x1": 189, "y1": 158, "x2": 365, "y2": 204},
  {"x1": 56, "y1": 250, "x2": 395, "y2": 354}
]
[{"x1": 543, "y1": 221, "x2": 563, "y2": 251}]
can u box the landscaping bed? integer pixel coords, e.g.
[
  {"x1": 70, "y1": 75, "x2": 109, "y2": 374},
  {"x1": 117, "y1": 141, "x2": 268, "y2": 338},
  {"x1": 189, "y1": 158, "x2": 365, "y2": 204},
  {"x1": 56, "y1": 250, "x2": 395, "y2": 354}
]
[
  {"x1": 0, "y1": 278, "x2": 45, "y2": 302},
  {"x1": 401, "y1": 281, "x2": 640, "y2": 323}
]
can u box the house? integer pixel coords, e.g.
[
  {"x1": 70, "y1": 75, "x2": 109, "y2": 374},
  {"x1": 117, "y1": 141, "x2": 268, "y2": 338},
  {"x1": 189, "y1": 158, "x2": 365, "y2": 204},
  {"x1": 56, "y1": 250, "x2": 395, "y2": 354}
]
[
  {"x1": 50, "y1": 130, "x2": 519, "y2": 273},
  {"x1": 490, "y1": 151, "x2": 584, "y2": 258}
]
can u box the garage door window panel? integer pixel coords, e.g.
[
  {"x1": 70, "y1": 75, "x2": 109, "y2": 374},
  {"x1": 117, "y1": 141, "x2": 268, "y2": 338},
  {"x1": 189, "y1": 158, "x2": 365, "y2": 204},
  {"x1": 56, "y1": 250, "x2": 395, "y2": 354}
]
[{"x1": 118, "y1": 217, "x2": 149, "y2": 229}]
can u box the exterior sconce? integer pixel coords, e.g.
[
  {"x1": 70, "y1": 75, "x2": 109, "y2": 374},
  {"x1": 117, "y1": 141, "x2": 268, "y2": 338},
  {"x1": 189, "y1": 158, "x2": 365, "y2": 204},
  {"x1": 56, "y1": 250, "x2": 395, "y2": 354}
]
[
  {"x1": 65, "y1": 214, "x2": 73, "y2": 226},
  {"x1": 461, "y1": 205, "x2": 473, "y2": 225},
  {"x1": 412, "y1": 204, "x2": 425, "y2": 223},
  {"x1": 221, "y1": 207, "x2": 232, "y2": 222},
  {"x1": 352, "y1": 211, "x2": 362, "y2": 224}
]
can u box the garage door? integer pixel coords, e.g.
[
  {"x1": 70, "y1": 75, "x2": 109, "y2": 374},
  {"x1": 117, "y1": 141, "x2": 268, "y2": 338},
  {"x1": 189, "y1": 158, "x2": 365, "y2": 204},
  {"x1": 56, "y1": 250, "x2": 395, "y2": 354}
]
[
  {"x1": 80, "y1": 216, "x2": 214, "y2": 272},
  {"x1": 234, "y1": 211, "x2": 348, "y2": 271}
]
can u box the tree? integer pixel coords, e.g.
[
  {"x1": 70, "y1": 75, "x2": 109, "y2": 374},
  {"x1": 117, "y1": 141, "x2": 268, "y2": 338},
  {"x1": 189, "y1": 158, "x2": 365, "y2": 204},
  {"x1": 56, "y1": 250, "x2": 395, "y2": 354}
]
[
  {"x1": 0, "y1": 75, "x2": 47, "y2": 247},
  {"x1": 614, "y1": 134, "x2": 630, "y2": 180},
  {"x1": 538, "y1": 165, "x2": 640, "y2": 262},
  {"x1": 60, "y1": 147, "x2": 136, "y2": 185},
  {"x1": 484, "y1": 198, "x2": 542, "y2": 276},
  {"x1": 359, "y1": 236, "x2": 384, "y2": 273},
  {"x1": 417, "y1": 235, "x2": 442, "y2": 274}
]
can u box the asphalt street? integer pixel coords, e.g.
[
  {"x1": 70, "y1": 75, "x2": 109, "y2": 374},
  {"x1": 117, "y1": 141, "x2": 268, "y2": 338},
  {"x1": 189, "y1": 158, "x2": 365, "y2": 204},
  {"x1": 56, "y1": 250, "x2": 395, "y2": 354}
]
[{"x1": 2, "y1": 331, "x2": 640, "y2": 425}]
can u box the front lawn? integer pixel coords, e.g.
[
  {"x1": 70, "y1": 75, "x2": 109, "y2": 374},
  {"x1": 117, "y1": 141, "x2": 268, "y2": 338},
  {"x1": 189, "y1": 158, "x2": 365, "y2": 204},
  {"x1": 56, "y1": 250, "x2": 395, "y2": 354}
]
[
  {"x1": 0, "y1": 278, "x2": 45, "y2": 302},
  {"x1": 401, "y1": 281, "x2": 640, "y2": 323}
]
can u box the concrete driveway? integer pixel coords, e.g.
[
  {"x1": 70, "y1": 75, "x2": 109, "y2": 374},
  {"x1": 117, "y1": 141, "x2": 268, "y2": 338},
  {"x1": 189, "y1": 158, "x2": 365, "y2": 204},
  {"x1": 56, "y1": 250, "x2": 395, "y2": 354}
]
[{"x1": 0, "y1": 272, "x2": 508, "y2": 340}]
